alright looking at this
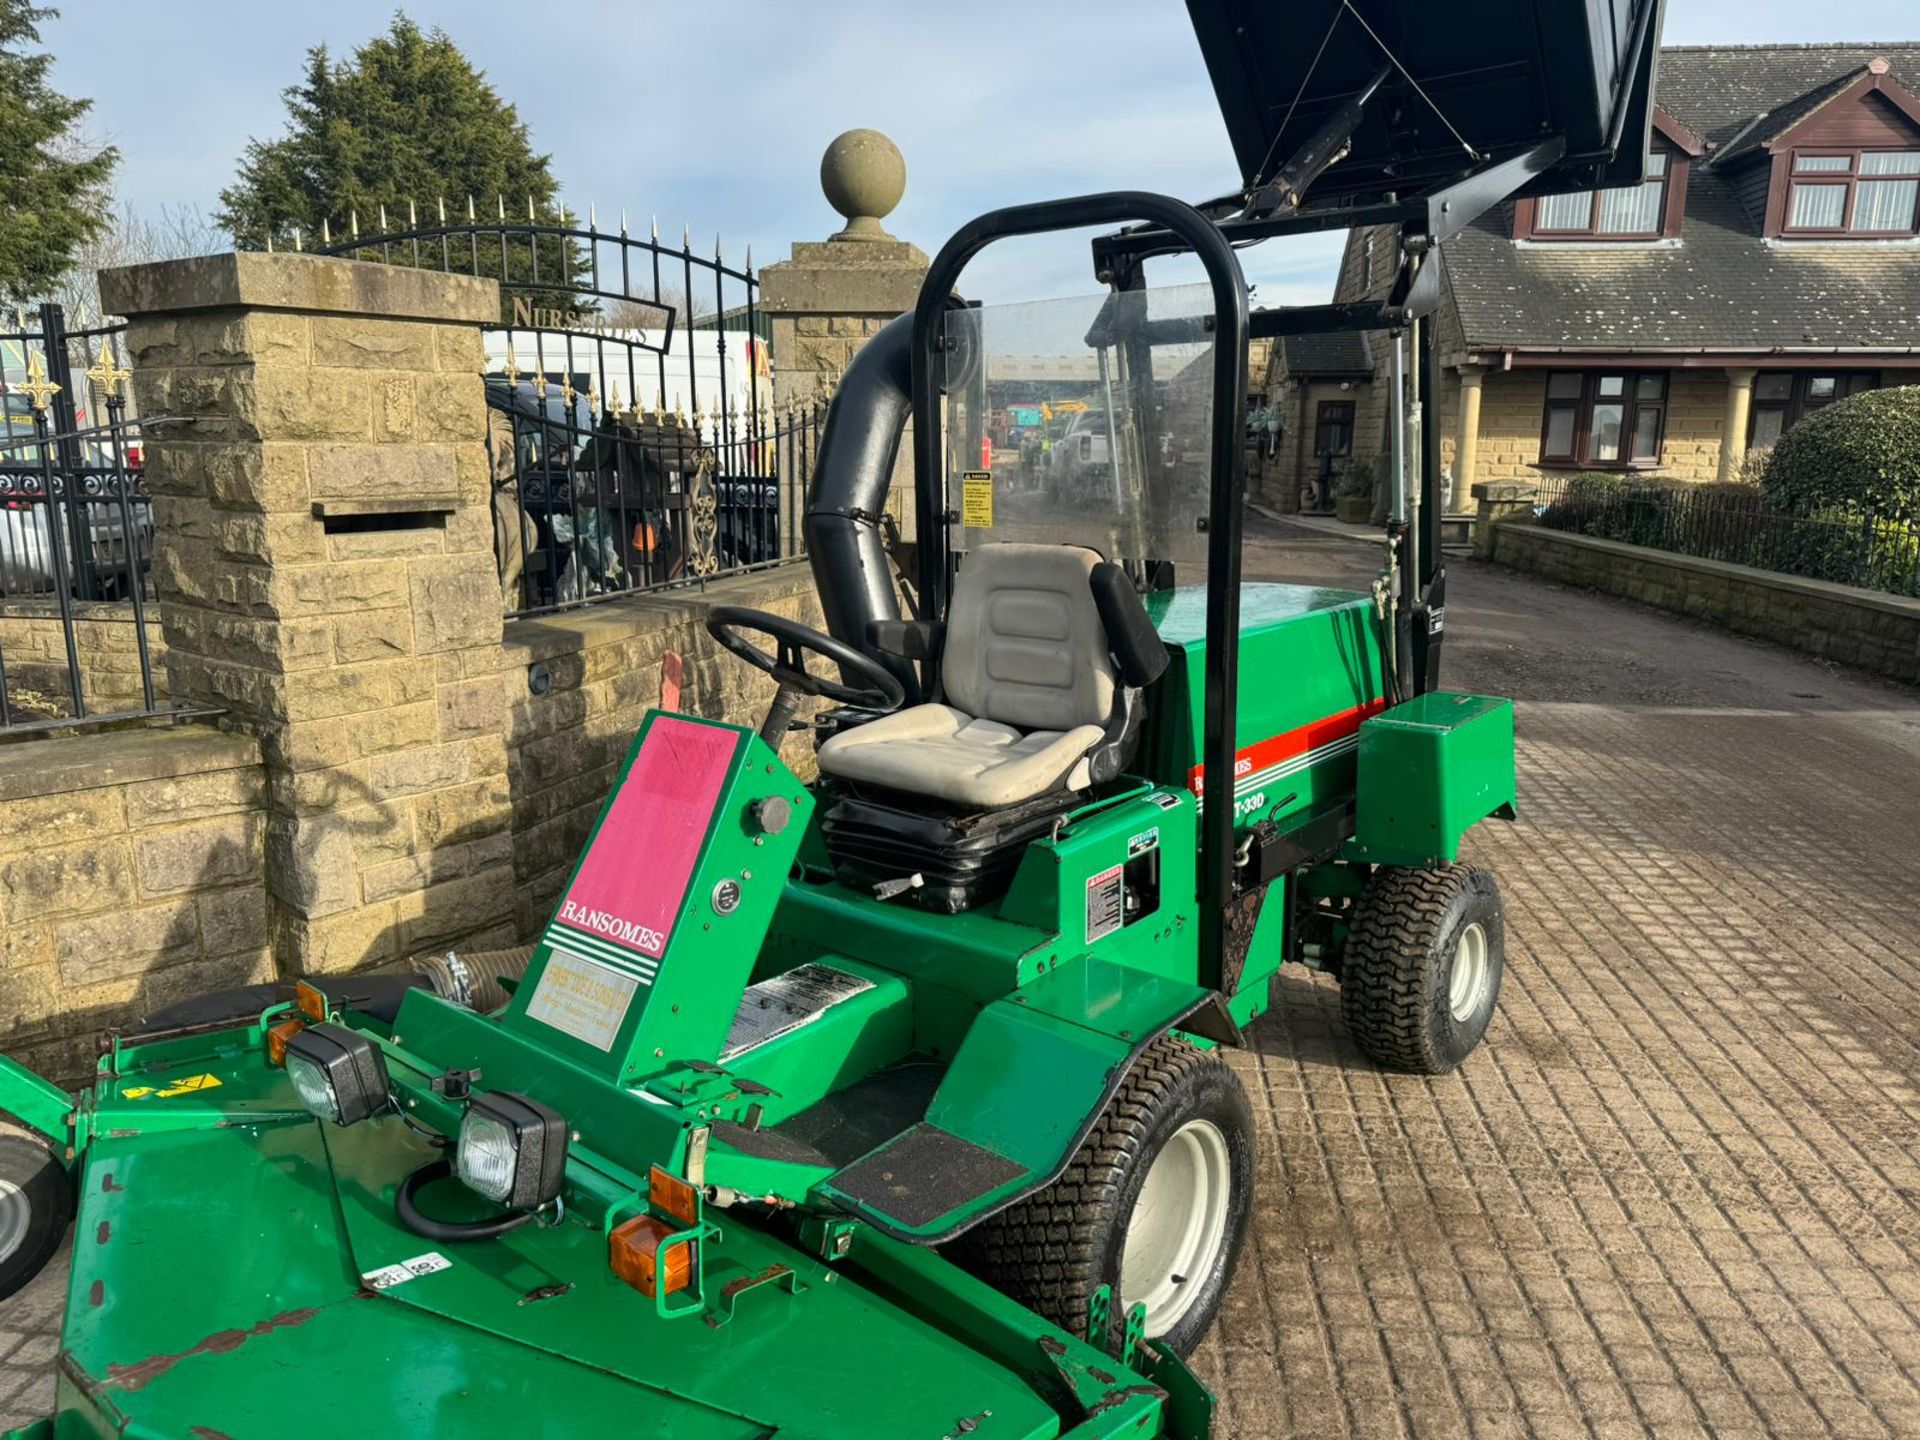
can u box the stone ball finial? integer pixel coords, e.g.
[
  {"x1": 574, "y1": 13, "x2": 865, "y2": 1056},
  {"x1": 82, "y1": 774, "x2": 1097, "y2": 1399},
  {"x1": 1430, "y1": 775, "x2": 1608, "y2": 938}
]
[{"x1": 821, "y1": 129, "x2": 905, "y2": 242}]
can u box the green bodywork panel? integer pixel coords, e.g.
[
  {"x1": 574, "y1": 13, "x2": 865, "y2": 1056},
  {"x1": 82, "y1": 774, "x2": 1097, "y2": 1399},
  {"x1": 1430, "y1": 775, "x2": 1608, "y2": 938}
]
[
  {"x1": 13, "y1": 1023, "x2": 1202, "y2": 1440},
  {"x1": 1349, "y1": 692, "x2": 1518, "y2": 867},
  {"x1": 1144, "y1": 583, "x2": 1389, "y2": 831}
]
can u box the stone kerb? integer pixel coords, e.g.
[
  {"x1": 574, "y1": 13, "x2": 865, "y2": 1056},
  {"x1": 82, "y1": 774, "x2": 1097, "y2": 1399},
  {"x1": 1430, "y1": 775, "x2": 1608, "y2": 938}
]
[{"x1": 99, "y1": 250, "x2": 516, "y2": 975}]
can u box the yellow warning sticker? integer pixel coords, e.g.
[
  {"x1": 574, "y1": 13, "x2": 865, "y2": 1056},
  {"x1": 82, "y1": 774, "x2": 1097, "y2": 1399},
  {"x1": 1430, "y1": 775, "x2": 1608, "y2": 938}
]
[
  {"x1": 961, "y1": 470, "x2": 993, "y2": 528},
  {"x1": 120, "y1": 1086, "x2": 155, "y2": 1100},
  {"x1": 154, "y1": 1073, "x2": 223, "y2": 1100}
]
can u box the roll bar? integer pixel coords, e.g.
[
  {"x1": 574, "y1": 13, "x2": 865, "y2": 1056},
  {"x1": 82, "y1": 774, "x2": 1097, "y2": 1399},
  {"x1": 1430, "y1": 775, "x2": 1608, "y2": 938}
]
[{"x1": 908, "y1": 192, "x2": 1250, "y2": 985}]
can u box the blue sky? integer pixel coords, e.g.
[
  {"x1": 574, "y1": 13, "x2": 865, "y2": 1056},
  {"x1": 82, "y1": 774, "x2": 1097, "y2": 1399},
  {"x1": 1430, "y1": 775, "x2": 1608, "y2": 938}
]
[{"x1": 41, "y1": 0, "x2": 1920, "y2": 307}]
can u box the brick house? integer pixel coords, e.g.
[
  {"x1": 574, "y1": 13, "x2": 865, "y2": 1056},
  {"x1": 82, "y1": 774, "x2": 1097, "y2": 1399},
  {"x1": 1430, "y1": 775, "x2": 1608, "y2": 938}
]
[{"x1": 1273, "y1": 43, "x2": 1920, "y2": 505}]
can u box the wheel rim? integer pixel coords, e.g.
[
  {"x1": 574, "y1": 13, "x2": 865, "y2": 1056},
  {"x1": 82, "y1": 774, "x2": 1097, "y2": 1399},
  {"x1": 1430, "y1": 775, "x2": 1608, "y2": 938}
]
[
  {"x1": 1120, "y1": 1118, "x2": 1232, "y2": 1337},
  {"x1": 0, "y1": 1178, "x2": 26, "y2": 1267},
  {"x1": 1449, "y1": 921, "x2": 1492, "y2": 1022}
]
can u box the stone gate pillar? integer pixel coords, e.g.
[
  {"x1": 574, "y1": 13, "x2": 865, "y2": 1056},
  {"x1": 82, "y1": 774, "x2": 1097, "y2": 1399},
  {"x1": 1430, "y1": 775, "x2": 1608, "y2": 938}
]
[
  {"x1": 760, "y1": 129, "x2": 929, "y2": 524},
  {"x1": 99, "y1": 252, "x2": 517, "y2": 975}
]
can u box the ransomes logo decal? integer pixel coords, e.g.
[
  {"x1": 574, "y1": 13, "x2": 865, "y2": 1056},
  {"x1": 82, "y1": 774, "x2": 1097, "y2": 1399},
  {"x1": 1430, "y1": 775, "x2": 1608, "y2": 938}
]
[{"x1": 556, "y1": 899, "x2": 668, "y2": 957}]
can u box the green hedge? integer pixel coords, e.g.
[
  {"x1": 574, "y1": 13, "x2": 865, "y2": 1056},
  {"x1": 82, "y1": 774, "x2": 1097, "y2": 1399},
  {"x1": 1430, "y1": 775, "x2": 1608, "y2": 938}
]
[
  {"x1": 1538, "y1": 473, "x2": 1919, "y2": 597},
  {"x1": 1762, "y1": 385, "x2": 1920, "y2": 523}
]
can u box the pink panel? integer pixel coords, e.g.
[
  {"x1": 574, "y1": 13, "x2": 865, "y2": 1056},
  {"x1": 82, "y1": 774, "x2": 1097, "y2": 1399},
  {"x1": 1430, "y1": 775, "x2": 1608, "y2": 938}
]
[{"x1": 553, "y1": 716, "x2": 740, "y2": 959}]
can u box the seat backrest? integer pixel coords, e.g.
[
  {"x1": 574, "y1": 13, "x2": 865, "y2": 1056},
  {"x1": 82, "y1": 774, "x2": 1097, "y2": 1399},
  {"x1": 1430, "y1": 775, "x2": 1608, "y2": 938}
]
[{"x1": 942, "y1": 543, "x2": 1115, "y2": 732}]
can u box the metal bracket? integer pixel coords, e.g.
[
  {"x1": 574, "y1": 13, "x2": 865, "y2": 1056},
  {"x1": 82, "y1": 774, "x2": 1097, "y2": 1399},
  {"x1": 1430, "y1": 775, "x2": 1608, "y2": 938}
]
[{"x1": 1088, "y1": 1283, "x2": 1114, "y2": 1353}]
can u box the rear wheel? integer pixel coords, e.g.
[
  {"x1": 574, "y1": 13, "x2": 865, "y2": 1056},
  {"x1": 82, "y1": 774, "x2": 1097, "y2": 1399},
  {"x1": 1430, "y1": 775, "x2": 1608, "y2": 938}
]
[
  {"x1": 1341, "y1": 863, "x2": 1505, "y2": 1074},
  {"x1": 0, "y1": 1134, "x2": 72, "y2": 1302},
  {"x1": 954, "y1": 1035, "x2": 1254, "y2": 1357}
]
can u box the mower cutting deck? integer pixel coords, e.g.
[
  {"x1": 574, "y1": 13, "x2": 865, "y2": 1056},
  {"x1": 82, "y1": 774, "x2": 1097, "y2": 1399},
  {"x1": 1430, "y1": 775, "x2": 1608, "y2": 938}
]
[{"x1": 0, "y1": 3, "x2": 1663, "y2": 1435}]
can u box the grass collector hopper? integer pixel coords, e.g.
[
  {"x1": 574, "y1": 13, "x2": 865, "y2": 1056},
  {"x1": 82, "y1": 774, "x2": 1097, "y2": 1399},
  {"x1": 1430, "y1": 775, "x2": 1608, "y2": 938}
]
[{"x1": 0, "y1": 2, "x2": 1661, "y2": 1434}]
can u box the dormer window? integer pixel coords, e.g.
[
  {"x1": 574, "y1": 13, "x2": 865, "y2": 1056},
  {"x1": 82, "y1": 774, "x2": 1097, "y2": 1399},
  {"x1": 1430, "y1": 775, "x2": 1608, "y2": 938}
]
[
  {"x1": 1535, "y1": 153, "x2": 1671, "y2": 237},
  {"x1": 1784, "y1": 150, "x2": 1920, "y2": 234},
  {"x1": 1512, "y1": 116, "x2": 1698, "y2": 243}
]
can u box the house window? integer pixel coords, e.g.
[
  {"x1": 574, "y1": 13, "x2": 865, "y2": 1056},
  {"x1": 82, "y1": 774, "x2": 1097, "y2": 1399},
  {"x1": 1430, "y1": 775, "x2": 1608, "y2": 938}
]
[
  {"x1": 1784, "y1": 150, "x2": 1920, "y2": 235},
  {"x1": 1314, "y1": 400, "x2": 1355, "y2": 457},
  {"x1": 1748, "y1": 372, "x2": 1879, "y2": 449},
  {"x1": 1533, "y1": 154, "x2": 1672, "y2": 238},
  {"x1": 1539, "y1": 372, "x2": 1668, "y2": 466}
]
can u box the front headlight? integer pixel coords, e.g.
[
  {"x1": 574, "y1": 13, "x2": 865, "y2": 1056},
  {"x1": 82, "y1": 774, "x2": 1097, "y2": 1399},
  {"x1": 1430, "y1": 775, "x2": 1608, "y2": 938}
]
[
  {"x1": 283, "y1": 1023, "x2": 389, "y2": 1126},
  {"x1": 456, "y1": 1092, "x2": 567, "y2": 1209}
]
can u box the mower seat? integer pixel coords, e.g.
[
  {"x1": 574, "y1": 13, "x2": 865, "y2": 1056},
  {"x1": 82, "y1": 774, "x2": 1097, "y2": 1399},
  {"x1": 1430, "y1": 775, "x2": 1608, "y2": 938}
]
[{"x1": 817, "y1": 543, "x2": 1144, "y2": 810}]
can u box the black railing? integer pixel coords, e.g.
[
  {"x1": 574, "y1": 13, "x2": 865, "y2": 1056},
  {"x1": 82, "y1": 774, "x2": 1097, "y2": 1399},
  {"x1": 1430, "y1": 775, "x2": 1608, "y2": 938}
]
[
  {"x1": 1534, "y1": 474, "x2": 1920, "y2": 599},
  {"x1": 0, "y1": 373, "x2": 179, "y2": 732},
  {"x1": 487, "y1": 380, "x2": 822, "y2": 618},
  {"x1": 305, "y1": 204, "x2": 817, "y2": 616}
]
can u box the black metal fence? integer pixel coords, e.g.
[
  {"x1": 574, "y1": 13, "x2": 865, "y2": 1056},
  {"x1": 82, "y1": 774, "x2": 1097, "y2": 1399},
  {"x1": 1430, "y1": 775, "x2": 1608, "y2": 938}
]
[
  {"x1": 1535, "y1": 475, "x2": 1920, "y2": 599},
  {"x1": 307, "y1": 204, "x2": 819, "y2": 615},
  {"x1": 0, "y1": 304, "x2": 175, "y2": 733},
  {"x1": 486, "y1": 380, "x2": 824, "y2": 617}
]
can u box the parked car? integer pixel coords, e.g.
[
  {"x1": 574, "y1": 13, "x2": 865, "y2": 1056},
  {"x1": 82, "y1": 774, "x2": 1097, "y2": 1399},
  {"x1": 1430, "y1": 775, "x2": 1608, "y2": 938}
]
[
  {"x1": 0, "y1": 478, "x2": 152, "y2": 600},
  {"x1": 1045, "y1": 408, "x2": 1115, "y2": 502}
]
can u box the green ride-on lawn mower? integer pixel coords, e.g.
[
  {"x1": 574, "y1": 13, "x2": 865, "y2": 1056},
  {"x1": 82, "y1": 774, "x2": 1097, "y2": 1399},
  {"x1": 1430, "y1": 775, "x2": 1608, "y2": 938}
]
[{"x1": 0, "y1": 3, "x2": 1661, "y2": 1434}]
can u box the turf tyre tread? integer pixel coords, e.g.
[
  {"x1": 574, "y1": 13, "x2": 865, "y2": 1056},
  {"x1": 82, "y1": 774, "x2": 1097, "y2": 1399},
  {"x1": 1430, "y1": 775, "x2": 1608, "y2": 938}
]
[
  {"x1": 952, "y1": 1034, "x2": 1251, "y2": 1356},
  {"x1": 1341, "y1": 862, "x2": 1503, "y2": 1074}
]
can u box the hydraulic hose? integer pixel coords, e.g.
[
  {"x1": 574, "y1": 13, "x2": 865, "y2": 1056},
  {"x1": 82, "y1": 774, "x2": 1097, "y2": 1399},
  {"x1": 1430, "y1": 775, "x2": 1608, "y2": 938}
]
[{"x1": 394, "y1": 1158, "x2": 536, "y2": 1244}]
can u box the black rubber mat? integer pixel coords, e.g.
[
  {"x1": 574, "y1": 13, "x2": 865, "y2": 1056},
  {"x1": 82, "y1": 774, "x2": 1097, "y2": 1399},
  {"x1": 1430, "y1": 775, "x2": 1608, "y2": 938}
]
[
  {"x1": 711, "y1": 1061, "x2": 944, "y2": 1169},
  {"x1": 829, "y1": 1123, "x2": 1026, "y2": 1230}
]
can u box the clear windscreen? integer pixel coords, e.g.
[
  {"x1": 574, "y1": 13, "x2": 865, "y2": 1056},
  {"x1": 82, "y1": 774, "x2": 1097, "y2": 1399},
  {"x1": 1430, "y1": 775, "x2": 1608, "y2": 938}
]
[{"x1": 944, "y1": 284, "x2": 1216, "y2": 565}]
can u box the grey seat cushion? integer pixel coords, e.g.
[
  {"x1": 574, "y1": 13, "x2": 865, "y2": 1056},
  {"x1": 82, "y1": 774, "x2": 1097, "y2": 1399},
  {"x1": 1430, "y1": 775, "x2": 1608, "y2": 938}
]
[
  {"x1": 813, "y1": 704, "x2": 1105, "y2": 809},
  {"x1": 816, "y1": 543, "x2": 1117, "y2": 809}
]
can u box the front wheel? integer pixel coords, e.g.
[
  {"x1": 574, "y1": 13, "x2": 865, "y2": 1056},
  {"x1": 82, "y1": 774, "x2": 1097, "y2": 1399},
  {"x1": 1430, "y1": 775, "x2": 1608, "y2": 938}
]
[
  {"x1": 1341, "y1": 862, "x2": 1505, "y2": 1074},
  {"x1": 954, "y1": 1035, "x2": 1254, "y2": 1357},
  {"x1": 0, "y1": 1133, "x2": 73, "y2": 1302}
]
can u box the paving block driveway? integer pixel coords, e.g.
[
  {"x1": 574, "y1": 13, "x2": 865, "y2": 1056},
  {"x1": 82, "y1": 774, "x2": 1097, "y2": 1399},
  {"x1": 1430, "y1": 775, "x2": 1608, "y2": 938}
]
[{"x1": 6, "y1": 521, "x2": 1920, "y2": 1438}]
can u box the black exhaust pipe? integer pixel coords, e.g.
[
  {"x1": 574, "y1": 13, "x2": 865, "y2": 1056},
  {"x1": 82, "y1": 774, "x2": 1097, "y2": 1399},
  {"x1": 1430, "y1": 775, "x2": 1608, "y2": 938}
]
[{"x1": 805, "y1": 311, "x2": 920, "y2": 701}]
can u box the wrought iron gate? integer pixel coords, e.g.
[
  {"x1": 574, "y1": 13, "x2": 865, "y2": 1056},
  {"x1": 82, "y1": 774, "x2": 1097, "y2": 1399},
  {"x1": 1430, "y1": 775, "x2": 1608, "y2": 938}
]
[
  {"x1": 0, "y1": 302, "x2": 171, "y2": 732},
  {"x1": 317, "y1": 205, "x2": 820, "y2": 617}
]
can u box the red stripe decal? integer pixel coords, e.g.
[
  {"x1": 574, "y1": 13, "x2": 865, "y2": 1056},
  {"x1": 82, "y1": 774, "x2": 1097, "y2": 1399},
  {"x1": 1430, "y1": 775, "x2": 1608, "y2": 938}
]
[{"x1": 1188, "y1": 698, "x2": 1388, "y2": 795}]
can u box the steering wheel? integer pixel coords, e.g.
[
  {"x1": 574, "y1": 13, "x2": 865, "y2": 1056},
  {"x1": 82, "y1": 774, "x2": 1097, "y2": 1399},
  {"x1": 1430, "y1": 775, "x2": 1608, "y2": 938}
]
[{"x1": 706, "y1": 607, "x2": 905, "y2": 744}]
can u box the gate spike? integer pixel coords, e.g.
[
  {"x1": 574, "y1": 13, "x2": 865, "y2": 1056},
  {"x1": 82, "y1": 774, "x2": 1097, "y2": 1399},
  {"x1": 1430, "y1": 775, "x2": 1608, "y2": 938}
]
[
  {"x1": 467, "y1": 194, "x2": 477, "y2": 221},
  {"x1": 589, "y1": 201, "x2": 598, "y2": 232},
  {"x1": 497, "y1": 195, "x2": 506, "y2": 221},
  {"x1": 293, "y1": 226, "x2": 303, "y2": 252},
  {"x1": 651, "y1": 214, "x2": 659, "y2": 241},
  {"x1": 437, "y1": 196, "x2": 447, "y2": 224},
  {"x1": 715, "y1": 233, "x2": 723, "y2": 261},
  {"x1": 682, "y1": 224, "x2": 691, "y2": 250},
  {"x1": 620, "y1": 208, "x2": 629, "y2": 236},
  {"x1": 321, "y1": 217, "x2": 331, "y2": 246},
  {"x1": 265, "y1": 230, "x2": 274, "y2": 253},
  {"x1": 350, "y1": 210, "x2": 359, "y2": 240},
  {"x1": 527, "y1": 195, "x2": 536, "y2": 221},
  {"x1": 408, "y1": 199, "x2": 417, "y2": 228},
  {"x1": 378, "y1": 203, "x2": 388, "y2": 231},
  {"x1": 745, "y1": 244, "x2": 753, "y2": 271}
]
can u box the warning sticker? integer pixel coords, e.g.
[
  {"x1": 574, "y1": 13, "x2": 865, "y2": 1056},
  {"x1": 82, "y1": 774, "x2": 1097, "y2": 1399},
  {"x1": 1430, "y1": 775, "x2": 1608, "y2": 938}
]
[
  {"x1": 524, "y1": 948, "x2": 640, "y2": 1051},
  {"x1": 1086, "y1": 864, "x2": 1125, "y2": 943},
  {"x1": 361, "y1": 1252, "x2": 452, "y2": 1290},
  {"x1": 123, "y1": 1073, "x2": 224, "y2": 1101},
  {"x1": 1127, "y1": 827, "x2": 1159, "y2": 858},
  {"x1": 1148, "y1": 791, "x2": 1180, "y2": 811},
  {"x1": 961, "y1": 470, "x2": 994, "y2": 528}
]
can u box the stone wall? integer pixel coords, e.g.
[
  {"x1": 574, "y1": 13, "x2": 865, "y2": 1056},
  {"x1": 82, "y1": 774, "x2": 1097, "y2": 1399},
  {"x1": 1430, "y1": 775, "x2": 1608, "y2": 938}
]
[
  {"x1": 1491, "y1": 520, "x2": 1920, "y2": 683},
  {"x1": 502, "y1": 567, "x2": 826, "y2": 936},
  {"x1": 99, "y1": 252, "x2": 518, "y2": 978},
  {"x1": 0, "y1": 605, "x2": 168, "y2": 716},
  {"x1": 0, "y1": 725, "x2": 270, "y2": 1082}
]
